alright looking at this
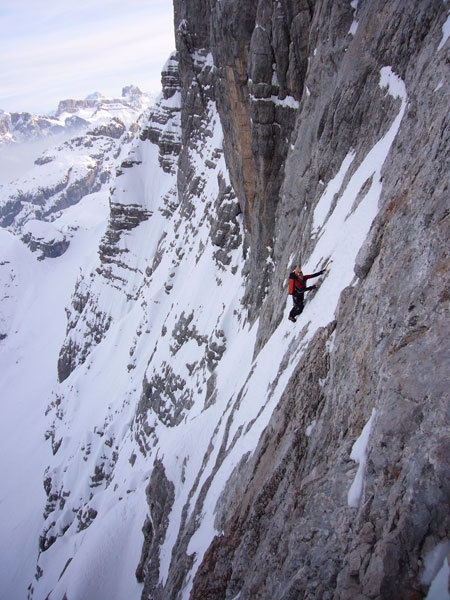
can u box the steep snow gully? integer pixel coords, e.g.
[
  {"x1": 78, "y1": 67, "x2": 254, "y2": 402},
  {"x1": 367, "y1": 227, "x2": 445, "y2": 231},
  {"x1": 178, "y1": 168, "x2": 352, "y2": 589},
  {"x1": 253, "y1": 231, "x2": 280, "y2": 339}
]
[{"x1": 1, "y1": 1, "x2": 449, "y2": 600}]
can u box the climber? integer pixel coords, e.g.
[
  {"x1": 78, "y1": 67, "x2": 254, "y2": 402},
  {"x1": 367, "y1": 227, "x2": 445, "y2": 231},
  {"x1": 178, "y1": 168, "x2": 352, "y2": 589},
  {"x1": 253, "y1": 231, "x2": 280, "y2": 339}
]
[{"x1": 288, "y1": 267, "x2": 325, "y2": 323}]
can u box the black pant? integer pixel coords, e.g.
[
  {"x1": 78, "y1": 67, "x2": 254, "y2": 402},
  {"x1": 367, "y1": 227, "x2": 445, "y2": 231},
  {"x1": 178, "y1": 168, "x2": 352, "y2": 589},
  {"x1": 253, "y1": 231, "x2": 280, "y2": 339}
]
[{"x1": 289, "y1": 293, "x2": 304, "y2": 319}]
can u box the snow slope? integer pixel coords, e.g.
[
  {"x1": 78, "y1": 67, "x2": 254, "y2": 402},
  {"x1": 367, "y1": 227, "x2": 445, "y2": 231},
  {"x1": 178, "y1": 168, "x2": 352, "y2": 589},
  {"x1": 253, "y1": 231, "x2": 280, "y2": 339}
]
[{"x1": 0, "y1": 195, "x2": 110, "y2": 599}]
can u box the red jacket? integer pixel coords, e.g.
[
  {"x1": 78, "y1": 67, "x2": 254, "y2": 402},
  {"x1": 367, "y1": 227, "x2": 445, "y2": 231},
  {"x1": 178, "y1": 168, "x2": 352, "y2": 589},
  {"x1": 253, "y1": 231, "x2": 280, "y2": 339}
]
[{"x1": 288, "y1": 270, "x2": 322, "y2": 296}]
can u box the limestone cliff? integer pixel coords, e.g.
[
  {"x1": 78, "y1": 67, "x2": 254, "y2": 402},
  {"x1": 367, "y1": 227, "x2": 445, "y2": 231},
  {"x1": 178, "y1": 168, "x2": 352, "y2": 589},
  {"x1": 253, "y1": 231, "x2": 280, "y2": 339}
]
[{"x1": 142, "y1": 0, "x2": 449, "y2": 598}]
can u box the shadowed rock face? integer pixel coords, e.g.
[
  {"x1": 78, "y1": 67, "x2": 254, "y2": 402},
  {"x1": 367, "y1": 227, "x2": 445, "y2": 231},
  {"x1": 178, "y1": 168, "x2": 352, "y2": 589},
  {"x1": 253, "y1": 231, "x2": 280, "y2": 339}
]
[
  {"x1": 209, "y1": 0, "x2": 310, "y2": 313},
  {"x1": 132, "y1": 0, "x2": 450, "y2": 599},
  {"x1": 140, "y1": 53, "x2": 182, "y2": 174},
  {"x1": 136, "y1": 460, "x2": 175, "y2": 593}
]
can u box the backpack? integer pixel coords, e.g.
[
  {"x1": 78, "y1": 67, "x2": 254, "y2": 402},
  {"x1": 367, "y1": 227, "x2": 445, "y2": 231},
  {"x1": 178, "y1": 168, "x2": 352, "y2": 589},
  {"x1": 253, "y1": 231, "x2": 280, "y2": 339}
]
[{"x1": 288, "y1": 273, "x2": 296, "y2": 295}]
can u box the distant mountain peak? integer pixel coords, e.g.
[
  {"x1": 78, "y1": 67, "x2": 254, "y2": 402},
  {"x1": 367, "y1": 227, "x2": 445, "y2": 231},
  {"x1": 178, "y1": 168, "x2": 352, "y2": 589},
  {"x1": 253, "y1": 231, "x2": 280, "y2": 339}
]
[
  {"x1": 0, "y1": 87, "x2": 151, "y2": 147},
  {"x1": 84, "y1": 91, "x2": 105, "y2": 101}
]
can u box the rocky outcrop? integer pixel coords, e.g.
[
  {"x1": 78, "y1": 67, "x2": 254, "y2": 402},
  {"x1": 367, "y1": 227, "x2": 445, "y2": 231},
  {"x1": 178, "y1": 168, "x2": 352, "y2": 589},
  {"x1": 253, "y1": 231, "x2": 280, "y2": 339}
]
[
  {"x1": 97, "y1": 201, "x2": 152, "y2": 276},
  {"x1": 136, "y1": 460, "x2": 175, "y2": 592},
  {"x1": 57, "y1": 277, "x2": 112, "y2": 383},
  {"x1": 56, "y1": 160, "x2": 155, "y2": 383},
  {"x1": 87, "y1": 117, "x2": 126, "y2": 139},
  {"x1": 21, "y1": 222, "x2": 69, "y2": 259},
  {"x1": 57, "y1": 98, "x2": 99, "y2": 115},
  {"x1": 209, "y1": 174, "x2": 243, "y2": 269},
  {"x1": 140, "y1": 53, "x2": 182, "y2": 173}
]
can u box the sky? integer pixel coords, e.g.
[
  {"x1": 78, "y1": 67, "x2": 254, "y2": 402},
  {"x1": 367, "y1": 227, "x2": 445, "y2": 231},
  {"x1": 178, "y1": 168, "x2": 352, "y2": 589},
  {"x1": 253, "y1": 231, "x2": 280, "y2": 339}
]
[{"x1": 0, "y1": 0, "x2": 176, "y2": 115}]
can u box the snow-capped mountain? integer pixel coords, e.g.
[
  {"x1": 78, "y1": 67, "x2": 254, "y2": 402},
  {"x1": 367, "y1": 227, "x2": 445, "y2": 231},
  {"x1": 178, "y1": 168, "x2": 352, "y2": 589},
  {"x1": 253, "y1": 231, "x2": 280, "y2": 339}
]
[
  {"x1": 1, "y1": 2, "x2": 449, "y2": 600},
  {"x1": 0, "y1": 86, "x2": 150, "y2": 147},
  {"x1": 0, "y1": 87, "x2": 152, "y2": 260}
]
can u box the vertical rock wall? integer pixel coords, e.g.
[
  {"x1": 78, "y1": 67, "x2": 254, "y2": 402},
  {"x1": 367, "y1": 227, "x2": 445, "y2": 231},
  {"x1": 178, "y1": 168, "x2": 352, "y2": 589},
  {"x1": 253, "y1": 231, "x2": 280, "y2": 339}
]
[
  {"x1": 167, "y1": 0, "x2": 450, "y2": 598},
  {"x1": 178, "y1": 0, "x2": 316, "y2": 314}
]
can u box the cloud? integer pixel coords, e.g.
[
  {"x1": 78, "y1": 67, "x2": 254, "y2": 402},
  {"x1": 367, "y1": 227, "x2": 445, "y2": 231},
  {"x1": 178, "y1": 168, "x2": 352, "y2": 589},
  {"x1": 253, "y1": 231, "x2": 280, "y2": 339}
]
[{"x1": 0, "y1": 0, "x2": 175, "y2": 114}]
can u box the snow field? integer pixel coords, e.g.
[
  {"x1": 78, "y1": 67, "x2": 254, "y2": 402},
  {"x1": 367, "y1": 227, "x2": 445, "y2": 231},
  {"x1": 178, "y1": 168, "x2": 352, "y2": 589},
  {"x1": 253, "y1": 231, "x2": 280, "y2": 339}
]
[{"x1": 0, "y1": 186, "x2": 110, "y2": 599}]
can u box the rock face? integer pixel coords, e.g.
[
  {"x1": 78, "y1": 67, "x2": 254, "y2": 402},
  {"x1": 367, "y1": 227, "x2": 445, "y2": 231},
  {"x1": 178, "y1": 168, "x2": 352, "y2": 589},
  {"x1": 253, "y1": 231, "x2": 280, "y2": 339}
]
[
  {"x1": 207, "y1": 0, "x2": 324, "y2": 314},
  {"x1": 136, "y1": 460, "x2": 175, "y2": 592},
  {"x1": 21, "y1": 220, "x2": 70, "y2": 260},
  {"x1": 140, "y1": 53, "x2": 182, "y2": 173},
  {"x1": 134, "y1": 0, "x2": 448, "y2": 598}
]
